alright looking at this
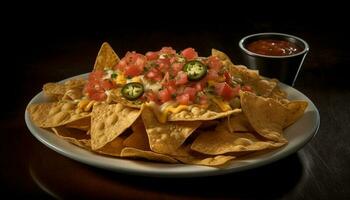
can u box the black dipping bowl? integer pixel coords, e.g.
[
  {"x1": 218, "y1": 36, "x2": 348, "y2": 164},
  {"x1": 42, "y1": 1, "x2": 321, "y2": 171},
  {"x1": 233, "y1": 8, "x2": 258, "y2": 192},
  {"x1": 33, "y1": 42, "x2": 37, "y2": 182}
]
[{"x1": 239, "y1": 33, "x2": 309, "y2": 86}]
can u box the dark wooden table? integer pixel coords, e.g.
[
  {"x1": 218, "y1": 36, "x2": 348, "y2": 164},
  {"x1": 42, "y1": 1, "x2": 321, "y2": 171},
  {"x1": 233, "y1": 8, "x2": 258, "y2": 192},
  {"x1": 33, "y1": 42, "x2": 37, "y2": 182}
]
[{"x1": 2, "y1": 17, "x2": 350, "y2": 199}]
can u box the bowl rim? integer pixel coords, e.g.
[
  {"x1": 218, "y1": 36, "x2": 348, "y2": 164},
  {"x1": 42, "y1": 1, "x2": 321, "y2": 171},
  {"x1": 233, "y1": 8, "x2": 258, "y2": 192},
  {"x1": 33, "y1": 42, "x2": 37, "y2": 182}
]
[{"x1": 239, "y1": 32, "x2": 310, "y2": 58}]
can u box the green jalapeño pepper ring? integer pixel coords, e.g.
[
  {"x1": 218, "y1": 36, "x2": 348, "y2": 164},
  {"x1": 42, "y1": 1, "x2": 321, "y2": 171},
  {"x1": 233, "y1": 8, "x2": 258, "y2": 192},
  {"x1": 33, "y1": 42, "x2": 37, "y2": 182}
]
[
  {"x1": 121, "y1": 82, "x2": 144, "y2": 100},
  {"x1": 183, "y1": 60, "x2": 208, "y2": 81}
]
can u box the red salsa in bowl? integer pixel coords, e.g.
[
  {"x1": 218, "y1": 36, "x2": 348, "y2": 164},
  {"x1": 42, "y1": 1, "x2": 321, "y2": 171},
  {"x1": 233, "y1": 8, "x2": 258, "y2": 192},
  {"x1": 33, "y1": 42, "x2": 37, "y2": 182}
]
[
  {"x1": 246, "y1": 39, "x2": 302, "y2": 56},
  {"x1": 239, "y1": 33, "x2": 309, "y2": 86}
]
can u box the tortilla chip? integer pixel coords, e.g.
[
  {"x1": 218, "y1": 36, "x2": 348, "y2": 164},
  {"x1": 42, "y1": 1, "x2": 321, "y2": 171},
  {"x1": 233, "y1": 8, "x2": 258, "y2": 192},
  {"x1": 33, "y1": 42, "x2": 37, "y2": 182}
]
[
  {"x1": 121, "y1": 147, "x2": 178, "y2": 163},
  {"x1": 240, "y1": 91, "x2": 288, "y2": 142},
  {"x1": 28, "y1": 102, "x2": 90, "y2": 128},
  {"x1": 93, "y1": 42, "x2": 120, "y2": 71},
  {"x1": 90, "y1": 103, "x2": 142, "y2": 150},
  {"x1": 62, "y1": 88, "x2": 84, "y2": 101},
  {"x1": 43, "y1": 79, "x2": 86, "y2": 100},
  {"x1": 172, "y1": 145, "x2": 235, "y2": 166},
  {"x1": 198, "y1": 120, "x2": 220, "y2": 130},
  {"x1": 255, "y1": 79, "x2": 278, "y2": 97},
  {"x1": 191, "y1": 129, "x2": 286, "y2": 155},
  {"x1": 211, "y1": 50, "x2": 261, "y2": 96},
  {"x1": 229, "y1": 65, "x2": 260, "y2": 85},
  {"x1": 284, "y1": 101, "x2": 308, "y2": 127},
  {"x1": 224, "y1": 64, "x2": 283, "y2": 100},
  {"x1": 141, "y1": 105, "x2": 201, "y2": 154},
  {"x1": 211, "y1": 49, "x2": 262, "y2": 89},
  {"x1": 51, "y1": 127, "x2": 91, "y2": 149},
  {"x1": 269, "y1": 83, "x2": 288, "y2": 103},
  {"x1": 167, "y1": 106, "x2": 241, "y2": 121},
  {"x1": 220, "y1": 112, "x2": 254, "y2": 133},
  {"x1": 64, "y1": 79, "x2": 88, "y2": 88},
  {"x1": 211, "y1": 49, "x2": 234, "y2": 65},
  {"x1": 96, "y1": 137, "x2": 125, "y2": 157},
  {"x1": 109, "y1": 88, "x2": 142, "y2": 109},
  {"x1": 123, "y1": 118, "x2": 150, "y2": 150},
  {"x1": 43, "y1": 83, "x2": 66, "y2": 100},
  {"x1": 65, "y1": 117, "x2": 91, "y2": 131}
]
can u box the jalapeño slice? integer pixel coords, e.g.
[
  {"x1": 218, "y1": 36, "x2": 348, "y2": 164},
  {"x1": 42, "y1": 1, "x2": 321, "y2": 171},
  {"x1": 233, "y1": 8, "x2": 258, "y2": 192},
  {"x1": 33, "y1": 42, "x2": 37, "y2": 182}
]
[
  {"x1": 183, "y1": 60, "x2": 207, "y2": 81},
  {"x1": 121, "y1": 82, "x2": 144, "y2": 100}
]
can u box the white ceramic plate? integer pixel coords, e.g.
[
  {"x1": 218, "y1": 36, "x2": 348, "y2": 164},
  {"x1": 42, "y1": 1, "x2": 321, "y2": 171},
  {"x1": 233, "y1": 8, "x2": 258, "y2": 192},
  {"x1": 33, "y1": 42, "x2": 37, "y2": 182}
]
[{"x1": 25, "y1": 73, "x2": 320, "y2": 177}]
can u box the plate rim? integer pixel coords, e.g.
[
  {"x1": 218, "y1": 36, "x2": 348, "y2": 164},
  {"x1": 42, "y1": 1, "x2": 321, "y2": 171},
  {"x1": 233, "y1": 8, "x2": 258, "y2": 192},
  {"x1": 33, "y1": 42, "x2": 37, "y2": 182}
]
[{"x1": 25, "y1": 73, "x2": 320, "y2": 177}]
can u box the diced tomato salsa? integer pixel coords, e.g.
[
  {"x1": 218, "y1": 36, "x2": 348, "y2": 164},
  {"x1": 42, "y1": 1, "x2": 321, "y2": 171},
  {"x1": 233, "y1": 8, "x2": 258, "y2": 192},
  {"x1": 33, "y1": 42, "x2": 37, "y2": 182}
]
[
  {"x1": 84, "y1": 47, "x2": 255, "y2": 107},
  {"x1": 84, "y1": 70, "x2": 114, "y2": 101}
]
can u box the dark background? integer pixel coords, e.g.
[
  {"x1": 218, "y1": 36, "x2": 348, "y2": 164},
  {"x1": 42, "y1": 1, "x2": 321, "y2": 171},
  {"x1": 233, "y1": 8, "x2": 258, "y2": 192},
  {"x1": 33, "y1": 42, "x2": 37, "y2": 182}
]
[{"x1": 2, "y1": 4, "x2": 350, "y2": 199}]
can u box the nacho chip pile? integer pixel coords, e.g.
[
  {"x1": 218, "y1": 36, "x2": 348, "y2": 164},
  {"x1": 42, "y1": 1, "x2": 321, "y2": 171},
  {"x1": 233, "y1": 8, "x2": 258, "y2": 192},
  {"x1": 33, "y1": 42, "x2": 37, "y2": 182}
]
[{"x1": 27, "y1": 42, "x2": 308, "y2": 166}]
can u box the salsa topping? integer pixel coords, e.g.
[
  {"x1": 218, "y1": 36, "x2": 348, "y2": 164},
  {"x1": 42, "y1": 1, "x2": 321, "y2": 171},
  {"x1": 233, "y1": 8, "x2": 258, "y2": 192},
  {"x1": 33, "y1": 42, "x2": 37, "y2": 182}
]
[
  {"x1": 84, "y1": 47, "x2": 256, "y2": 110},
  {"x1": 246, "y1": 39, "x2": 302, "y2": 56}
]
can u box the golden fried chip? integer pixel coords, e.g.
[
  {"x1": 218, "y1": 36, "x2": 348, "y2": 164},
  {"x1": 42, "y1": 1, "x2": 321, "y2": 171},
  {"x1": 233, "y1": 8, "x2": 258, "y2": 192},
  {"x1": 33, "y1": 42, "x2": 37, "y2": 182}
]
[
  {"x1": 198, "y1": 120, "x2": 220, "y2": 130},
  {"x1": 96, "y1": 137, "x2": 125, "y2": 157},
  {"x1": 62, "y1": 88, "x2": 84, "y2": 101},
  {"x1": 28, "y1": 102, "x2": 90, "y2": 128},
  {"x1": 121, "y1": 147, "x2": 178, "y2": 163},
  {"x1": 43, "y1": 83, "x2": 66, "y2": 100},
  {"x1": 221, "y1": 112, "x2": 254, "y2": 133},
  {"x1": 90, "y1": 103, "x2": 142, "y2": 150},
  {"x1": 51, "y1": 127, "x2": 91, "y2": 149},
  {"x1": 284, "y1": 101, "x2": 308, "y2": 127},
  {"x1": 172, "y1": 146, "x2": 235, "y2": 166},
  {"x1": 229, "y1": 65, "x2": 260, "y2": 85},
  {"x1": 65, "y1": 117, "x2": 91, "y2": 131},
  {"x1": 211, "y1": 49, "x2": 235, "y2": 65},
  {"x1": 148, "y1": 102, "x2": 240, "y2": 122},
  {"x1": 240, "y1": 91, "x2": 288, "y2": 142},
  {"x1": 211, "y1": 49, "x2": 264, "y2": 90},
  {"x1": 43, "y1": 79, "x2": 86, "y2": 100},
  {"x1": 269, "y1": 83, "x2": 289, "y2": 103},
  {"x1": 64, "y1": 79, "x2": 88, "y2": 87},
  {"x1": 93, "y1": 42, "x2": 120, "y2": 71},
  {"x1": 191, "y1": 129, "x2": 286, "y2": 155},
  {"x1": 212, "y1": 52, "x2": 276, "y2": 98},
  {"x1": 167, "y1": 106, "x2": 241, "y2": 121},
  {"x1": 255, "y1": 79, "x2": 278, "y2": 97},
  {"x1": 122, "y1": 118, "x2": 150, "y2": 150},
  {"x1": 63, "y1": 79, "x2": 87, "y2": 95},
  {"x1": 109, "y1": 88, "x2": 142, "y2": 108},
  {"x1": 141, "y1": 105, "x2": 201, "y2": 154}
]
